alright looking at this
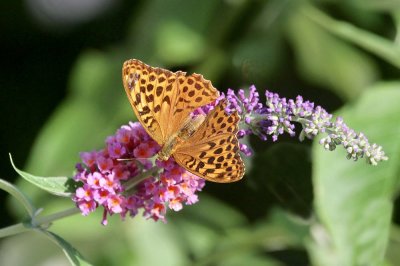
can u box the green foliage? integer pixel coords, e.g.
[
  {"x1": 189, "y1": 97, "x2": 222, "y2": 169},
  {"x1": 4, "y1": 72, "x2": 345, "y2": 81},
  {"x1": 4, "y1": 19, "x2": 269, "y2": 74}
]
[
  {"x1": 310, "y1": 84, "x2": 400, "y2": 266},
  {"x1": 2, "y1": 0, "x2": 399, "y2": 265},
  {"x1": 0, "y1": 175, "x2": 89, "y2": 265},
  {"x1": 38, "y1": 229, "x2": 92, "y2": 266},
  {"x1": 0, "y1": 178, "x2": 35, "y2": 218},
  {"x1": 10, "y1": 154, "x2": 74, "y2": 197}
]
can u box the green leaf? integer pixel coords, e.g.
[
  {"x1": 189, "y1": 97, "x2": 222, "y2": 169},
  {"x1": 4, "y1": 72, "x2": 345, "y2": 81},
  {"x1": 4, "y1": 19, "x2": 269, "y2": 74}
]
[
  {"x1": 303, "y1": 5, "x2": 400, "y2": 69},
  {"x1": 232, "y1": 34, "x2": 284, "y2": 84},
  {"x1": 191, "y1": 208, "x2": 308, "y2": 266},
  {"x1": 37, "y1": 229, "x2": 92, "y2": 266},
  {"x1": 124, "y1": 217, "x2": 188, "y2": 266},
  {"x1": 155, "y1": 20, "x2": 206, "y2": 65},
  {"x1": 178, "y1": 195, "x2": 247, "y2": 229},
  {"x1": 24, "y1": 51, "x2": 129, "y2": 177},
  {"x1": 310, "y1": 83, "x2": 400, "y2": 266},
  {"x1": 385, "y1": 225, "x2": 400, "y2": 265},
  {"x1": 126, "y1": 0, "x2": 219, "y2": 62},
  {"x1": 10, "y1": 154, "x2": 75, "y2": 197},
  {"x1": 349, "y1": 0, "x2": 400, "y2": 11},
  {"x1": 286, "y1": 6, "x2": 378, "y2": 100},
  {"x1": 0, "y1": 177, "x2": 36, "y2": 217}
]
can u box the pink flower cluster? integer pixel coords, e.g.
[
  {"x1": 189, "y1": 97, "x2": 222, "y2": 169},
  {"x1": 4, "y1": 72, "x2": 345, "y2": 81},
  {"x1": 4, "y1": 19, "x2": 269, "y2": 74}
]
[{"x1": 72, "y1": 122, "x2": 205, "y2": 224}]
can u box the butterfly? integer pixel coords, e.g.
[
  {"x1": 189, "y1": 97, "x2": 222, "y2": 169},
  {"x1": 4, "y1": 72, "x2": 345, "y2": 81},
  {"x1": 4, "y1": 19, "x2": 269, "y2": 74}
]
[{"x1": 122, "y1": 59, "x2": 244, "y2": 183}]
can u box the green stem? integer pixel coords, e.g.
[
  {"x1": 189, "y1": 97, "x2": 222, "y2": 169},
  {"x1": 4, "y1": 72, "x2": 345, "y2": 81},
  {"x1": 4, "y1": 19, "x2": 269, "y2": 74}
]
[
  {"x1": 32, "y1": 207, "x2": 80, "y2": 227},
  {"x1": 302, "y1": 4, "x2": 400, "y2": 69},
  {"x1": 0, "y1": 222, "x2": 31, "y2": 238},
  {"x1": 0, "y1": 177, "x2": 36, "y2": 217},
  {"x1": 0, "y1": 207, "x2": 80, "y2": 238}
]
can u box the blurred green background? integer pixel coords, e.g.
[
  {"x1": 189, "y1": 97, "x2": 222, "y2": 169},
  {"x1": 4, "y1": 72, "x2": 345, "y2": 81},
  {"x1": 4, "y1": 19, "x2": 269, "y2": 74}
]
[{"x1": 1, "y1": 0, "x2": 400, "y2": 265}]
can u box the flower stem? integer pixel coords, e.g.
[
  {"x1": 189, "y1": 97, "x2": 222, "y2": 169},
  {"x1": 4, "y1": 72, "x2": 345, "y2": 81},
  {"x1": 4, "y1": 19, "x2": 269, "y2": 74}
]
[
  {"x1": 32, "y1": 207, "x2": 80, "y2": 227},
  {"x1": 0, "y1": 207, "x2": 80, "y2": 239},
  {"x1": 0, "y1": 222, "x2": 31, "y2": 238}
]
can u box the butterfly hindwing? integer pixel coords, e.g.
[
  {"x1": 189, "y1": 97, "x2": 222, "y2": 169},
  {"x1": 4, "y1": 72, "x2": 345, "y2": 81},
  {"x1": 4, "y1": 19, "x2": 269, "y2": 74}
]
[{"x1": 173, "y1": 100, "x2": 245, "y2": 182}]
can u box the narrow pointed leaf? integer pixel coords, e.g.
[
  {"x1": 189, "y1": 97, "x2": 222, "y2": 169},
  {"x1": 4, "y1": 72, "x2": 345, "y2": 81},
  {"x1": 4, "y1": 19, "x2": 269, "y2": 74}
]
[
  {"x1": 37, "y1": 229, "x2": 92, "y2": 266},
  {"x1": 10, "y1": 154, "x2": 76, "y2": 197}
]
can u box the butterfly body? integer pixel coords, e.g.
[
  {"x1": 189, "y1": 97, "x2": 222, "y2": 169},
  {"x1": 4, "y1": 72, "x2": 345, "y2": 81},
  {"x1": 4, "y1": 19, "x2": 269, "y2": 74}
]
[
  {"x1": 158, "y1": 114, "x2": 206, "y2": 160},
  {"x1": 123, "y1": 59, "x2": 245, "y2": 182}
]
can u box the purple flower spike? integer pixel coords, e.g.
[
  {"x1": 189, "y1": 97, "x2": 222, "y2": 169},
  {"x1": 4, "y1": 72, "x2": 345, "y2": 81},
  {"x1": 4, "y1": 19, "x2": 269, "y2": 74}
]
[
  {"x1": 239, "y1": 143, "x2": 252, "y2": 156},
  {"x1": 223, "y1": 86, "x2": 267, "y2": 141},
  {"x1": 223, "y1": 86, "x2": 387, "y2": 165}
]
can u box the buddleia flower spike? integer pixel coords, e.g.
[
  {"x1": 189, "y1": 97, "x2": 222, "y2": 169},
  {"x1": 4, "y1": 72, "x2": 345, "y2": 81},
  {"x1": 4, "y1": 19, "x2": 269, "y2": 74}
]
[{"x1": 224, "y1": 85, "x2": 388, "y2": 165}]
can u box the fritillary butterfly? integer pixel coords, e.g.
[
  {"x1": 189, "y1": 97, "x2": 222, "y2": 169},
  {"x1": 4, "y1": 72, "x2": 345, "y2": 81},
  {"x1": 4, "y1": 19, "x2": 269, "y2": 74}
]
[{"x1": 122, "y1": 59, "x2": 244, "y2": 183}]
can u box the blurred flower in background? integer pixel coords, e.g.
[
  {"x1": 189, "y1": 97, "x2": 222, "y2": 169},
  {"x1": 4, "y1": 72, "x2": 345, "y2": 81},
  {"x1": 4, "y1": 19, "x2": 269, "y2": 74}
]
[{"x1": 26, "y1": 0, "x2": 118, "y2": 28}]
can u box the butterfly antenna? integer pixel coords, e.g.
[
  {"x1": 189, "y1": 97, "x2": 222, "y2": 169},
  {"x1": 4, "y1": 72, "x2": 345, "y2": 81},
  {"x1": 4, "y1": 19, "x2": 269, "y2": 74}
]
[{"x1": 116, "y1": 157, "x2": 152, "y2": 161}]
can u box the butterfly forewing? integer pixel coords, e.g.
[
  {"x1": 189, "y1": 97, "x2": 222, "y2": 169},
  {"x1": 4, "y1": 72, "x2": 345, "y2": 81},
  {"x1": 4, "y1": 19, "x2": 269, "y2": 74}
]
[
  {"x1": 122, "y1": 59, "x2": 219, "y2": 145},
  {"x1": 173, "y1": 100, "x2": 245, "y2": 182},
  {"x1": 123, "y1": 60, "x2": 171, "y2": 143},
  {"x1": 169, "y1": 73, "x2": 219, "y2": 138}
]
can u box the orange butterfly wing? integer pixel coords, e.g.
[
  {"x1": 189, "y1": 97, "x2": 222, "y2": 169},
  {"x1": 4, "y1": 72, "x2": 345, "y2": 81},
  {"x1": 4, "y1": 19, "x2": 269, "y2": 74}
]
[
  {"x1": 122, "y1": 59, "x2": 219, "y2": 145},
  {"x1": 173, "y1": 100, "x2": 245, "y2": 182}
]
